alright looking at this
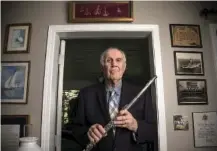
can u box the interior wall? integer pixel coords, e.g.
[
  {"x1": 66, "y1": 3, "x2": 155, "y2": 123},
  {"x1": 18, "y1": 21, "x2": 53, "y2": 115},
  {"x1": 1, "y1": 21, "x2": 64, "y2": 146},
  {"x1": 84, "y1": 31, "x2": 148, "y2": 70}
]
[{"x1": 1, "y1": 1, "x2": 217, "y2": 151}]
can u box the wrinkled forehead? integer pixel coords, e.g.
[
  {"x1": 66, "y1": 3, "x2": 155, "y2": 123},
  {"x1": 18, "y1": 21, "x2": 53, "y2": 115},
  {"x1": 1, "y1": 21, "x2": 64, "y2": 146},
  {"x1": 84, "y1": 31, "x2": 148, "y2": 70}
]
[{"x1": 105, "y1": 48, "x2": 124, "y2": 59}]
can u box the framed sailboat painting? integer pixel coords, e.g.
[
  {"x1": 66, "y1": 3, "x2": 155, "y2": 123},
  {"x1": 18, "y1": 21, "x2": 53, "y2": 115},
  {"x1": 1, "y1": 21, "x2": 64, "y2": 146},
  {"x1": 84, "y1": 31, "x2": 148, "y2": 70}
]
[{"x1": 1, "y1": 61, "x2": 30, "y2": 104}]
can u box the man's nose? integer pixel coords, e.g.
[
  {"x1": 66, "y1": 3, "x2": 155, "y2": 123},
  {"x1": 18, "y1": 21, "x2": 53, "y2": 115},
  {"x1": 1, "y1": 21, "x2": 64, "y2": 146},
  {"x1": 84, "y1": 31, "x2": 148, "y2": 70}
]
[{"x1": 111, "y1": 60, "x2": 117, "y2": 66}]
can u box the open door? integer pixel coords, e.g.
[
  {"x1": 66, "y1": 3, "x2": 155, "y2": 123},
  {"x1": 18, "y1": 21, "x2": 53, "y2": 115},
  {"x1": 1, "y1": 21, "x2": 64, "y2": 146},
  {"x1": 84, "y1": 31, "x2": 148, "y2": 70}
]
[{"x1": 55, "y1": 40, "x2": 66, "y2": 151}]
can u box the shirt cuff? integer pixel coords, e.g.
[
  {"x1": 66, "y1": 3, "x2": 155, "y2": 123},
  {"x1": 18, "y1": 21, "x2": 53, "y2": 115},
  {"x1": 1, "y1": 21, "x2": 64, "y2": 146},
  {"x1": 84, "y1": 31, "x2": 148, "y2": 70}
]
[{"x1": 132, "y1": 132, "x2": 138, "y2": 142}]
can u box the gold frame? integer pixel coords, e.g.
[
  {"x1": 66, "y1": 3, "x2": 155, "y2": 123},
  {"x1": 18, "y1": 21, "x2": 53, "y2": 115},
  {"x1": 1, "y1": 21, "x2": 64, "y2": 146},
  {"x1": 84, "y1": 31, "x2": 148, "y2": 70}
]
[
  {"x1": 68, "y1": 1, "x2": 133, "y2": 23},
  {"x1": 169, "y1": 24, "x2": 202, "y2": 48}
]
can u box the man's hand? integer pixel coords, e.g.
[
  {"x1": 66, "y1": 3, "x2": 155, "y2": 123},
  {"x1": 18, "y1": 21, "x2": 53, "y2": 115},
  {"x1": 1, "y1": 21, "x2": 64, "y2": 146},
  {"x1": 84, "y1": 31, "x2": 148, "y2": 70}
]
[
  {"x1": 114, "y1": 109, "x2": 138, "y2": 132},
  {"x1": 87, "y1": 124, "x2": 107, "y2": 144}
]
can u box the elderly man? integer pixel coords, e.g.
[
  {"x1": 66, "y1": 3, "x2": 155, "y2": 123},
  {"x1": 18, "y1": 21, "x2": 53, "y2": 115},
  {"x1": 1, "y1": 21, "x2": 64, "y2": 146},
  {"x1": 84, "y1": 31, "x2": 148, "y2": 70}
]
[{"x1": 71, "y1": 47, "x2": 157, "y2": 151}]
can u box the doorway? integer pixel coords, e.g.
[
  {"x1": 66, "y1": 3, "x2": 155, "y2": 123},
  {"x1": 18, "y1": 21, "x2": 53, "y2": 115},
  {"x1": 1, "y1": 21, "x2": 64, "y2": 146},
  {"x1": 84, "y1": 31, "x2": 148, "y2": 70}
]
[
  {"x1": 62, "y1": 37, "x2": 154, "y2": 151},
  {"x1": 41, "y1": 24, "x2": 167, "y2": 151}
]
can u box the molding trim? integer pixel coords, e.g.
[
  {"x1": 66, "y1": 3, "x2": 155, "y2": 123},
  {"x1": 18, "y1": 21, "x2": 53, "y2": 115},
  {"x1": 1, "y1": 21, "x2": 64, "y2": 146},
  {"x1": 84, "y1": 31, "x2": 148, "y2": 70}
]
[
  {"x1": 209, "y1": 24, "x2": 217, "y2": 81},
  {"x1": 41, "y1": 24, "x2": 167, "y2": 151}
]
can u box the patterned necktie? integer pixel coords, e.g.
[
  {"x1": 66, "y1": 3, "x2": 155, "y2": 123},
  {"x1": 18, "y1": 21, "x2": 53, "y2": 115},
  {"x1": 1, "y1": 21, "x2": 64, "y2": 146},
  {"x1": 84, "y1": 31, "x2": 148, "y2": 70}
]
[
  {"x1": 108, "y1": 90, "x2": 119, "y2": 134},
  {"x1": 109, "y1": 90, "x2": 119, "y2": 120}
]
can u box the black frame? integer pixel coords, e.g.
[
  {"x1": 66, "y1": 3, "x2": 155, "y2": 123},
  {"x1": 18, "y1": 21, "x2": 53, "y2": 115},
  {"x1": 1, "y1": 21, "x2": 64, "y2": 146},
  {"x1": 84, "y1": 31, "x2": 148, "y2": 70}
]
[
  {"x1": 1, "y1": 115, "x2": 29, "y2": 137},
  {"x1": 176, "y1": 79, "x2": 208, "y2": 105},
  {"x1": 169, "y1": 24, "x2": 202, "y2": 48},
  {"x1": 174, "y1": 51, "x2": 205, "y2": 76},
  {"x1": 192, "y1": 111, "x2": 217, "y2": 148}
]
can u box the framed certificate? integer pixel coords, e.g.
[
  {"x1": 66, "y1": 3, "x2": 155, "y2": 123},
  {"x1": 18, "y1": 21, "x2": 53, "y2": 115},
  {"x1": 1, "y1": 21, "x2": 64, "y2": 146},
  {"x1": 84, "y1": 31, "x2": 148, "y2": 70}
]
[
  {"x1": 192, "y1": 112, "x2": 217, "y2": 147},
  {"x1": 169, "y1": 24, "x2": 202, "y2": 48}
]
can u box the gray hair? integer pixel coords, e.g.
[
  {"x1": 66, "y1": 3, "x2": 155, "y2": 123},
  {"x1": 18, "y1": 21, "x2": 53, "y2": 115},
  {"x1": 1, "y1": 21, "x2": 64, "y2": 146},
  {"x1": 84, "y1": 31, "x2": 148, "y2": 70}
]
[{"x1": 100, "y1": 47, "x2": 127, "y2": 66}]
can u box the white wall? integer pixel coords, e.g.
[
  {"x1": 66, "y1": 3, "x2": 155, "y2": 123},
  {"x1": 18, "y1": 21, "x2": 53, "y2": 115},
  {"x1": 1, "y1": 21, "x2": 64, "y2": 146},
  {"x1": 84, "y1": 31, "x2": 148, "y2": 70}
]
[{"x1": 2, "y1": 1, "x2": 217, "y2": 151}]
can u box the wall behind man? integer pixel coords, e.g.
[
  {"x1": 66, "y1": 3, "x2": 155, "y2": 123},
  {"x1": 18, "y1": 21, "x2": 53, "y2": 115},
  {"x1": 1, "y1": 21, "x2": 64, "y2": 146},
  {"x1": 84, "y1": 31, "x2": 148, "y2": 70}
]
[{"x1": 1, "y1": 1, "x2": 217, "y2": 151}]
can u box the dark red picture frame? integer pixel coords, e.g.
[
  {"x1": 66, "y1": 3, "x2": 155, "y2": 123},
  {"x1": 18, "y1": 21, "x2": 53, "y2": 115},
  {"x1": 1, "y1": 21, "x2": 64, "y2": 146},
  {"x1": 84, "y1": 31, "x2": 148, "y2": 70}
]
[{"x1": 68, "y1": 1, "x2": 133, "y2": 23}]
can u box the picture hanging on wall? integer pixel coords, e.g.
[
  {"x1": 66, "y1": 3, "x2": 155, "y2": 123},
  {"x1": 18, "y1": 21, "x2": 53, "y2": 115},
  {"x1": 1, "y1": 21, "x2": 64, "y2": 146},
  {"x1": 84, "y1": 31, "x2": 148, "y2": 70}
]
[
  {"x1": 1, "y1": 61, "x2": 30, "y2": 104},
  {"x1": 169, "y1": 24, "x2": 202, "y2": 48},
  {"x1": 1, "y1": 115, "x2": 29, "y2": 151},
  {"x1": 1, "y1": 115, "x2": 29, "y2": 137},
  {"x1": 3, "y1": 23, "x2": 32, "y2": 54},
  {"x1": 173, "y1": 115, "x2": 189, "y2": 131},
  {"x1": 174, "y1": 51, "x2": 204, "y2": 76},
  {"x1": 68, "y1": 1, "x2": 133, "y2": 23},
  {"x1": 176, "y1": 79, "x2": 208, "y2": 105},
  {"x1": 192, "y1": 111, "x2": 217, "y2": 147}
]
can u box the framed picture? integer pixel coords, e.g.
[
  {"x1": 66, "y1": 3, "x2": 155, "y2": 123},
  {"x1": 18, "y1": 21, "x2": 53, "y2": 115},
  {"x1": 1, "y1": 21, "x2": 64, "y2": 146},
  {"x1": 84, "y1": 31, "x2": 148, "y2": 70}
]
[
  {"x1": 68, "y1": 1, "x2": 133, "y2": 23},
  {"x1": 176, "y1": 79, "x2": 208, "y2": 105},
  {"x1": 174, "y1": 51, "x2": 204, "y2": 76},
  {"x1": 192, "y1": 112, "x2": 217, "y2": 147},
  {"x1": 1, "y1": 61, "x2": 30, "y2": 104},
  {"x1": 169, "y1": 24, "x2": 202, "y2": 48},
  {"x1": 1, "y1": 115, "x2": 29, "y2": 137},
  {"x1": 3, "y1": 23, "x2": 32, "y2": 53},
  {"x1": 173, "y1": 115, "x2": 189, "y2": 131}
]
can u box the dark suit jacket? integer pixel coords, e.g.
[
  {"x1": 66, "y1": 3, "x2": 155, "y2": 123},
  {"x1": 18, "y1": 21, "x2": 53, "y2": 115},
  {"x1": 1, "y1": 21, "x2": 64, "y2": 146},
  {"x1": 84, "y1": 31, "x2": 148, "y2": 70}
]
[{"x1": 70, "y1": 81, "x2": 157, "y2": 151}]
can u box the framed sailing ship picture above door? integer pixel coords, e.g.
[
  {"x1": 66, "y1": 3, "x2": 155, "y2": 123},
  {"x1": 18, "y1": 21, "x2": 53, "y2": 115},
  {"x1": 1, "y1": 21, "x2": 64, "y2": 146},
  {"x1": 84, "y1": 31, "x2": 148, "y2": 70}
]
[{"x1": 1, "y1": 61, "x2": 30, "y2": 104}]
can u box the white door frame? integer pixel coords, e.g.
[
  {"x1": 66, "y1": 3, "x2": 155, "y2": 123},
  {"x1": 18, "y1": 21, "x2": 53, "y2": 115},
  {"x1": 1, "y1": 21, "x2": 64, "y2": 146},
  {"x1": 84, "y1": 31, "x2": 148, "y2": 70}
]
[
  {"x1": 209, "y1": 24, "x2": 217, "y2": 80},
  {"x1": 41, "y1": 24, "x2": 167, "y2": 151}
]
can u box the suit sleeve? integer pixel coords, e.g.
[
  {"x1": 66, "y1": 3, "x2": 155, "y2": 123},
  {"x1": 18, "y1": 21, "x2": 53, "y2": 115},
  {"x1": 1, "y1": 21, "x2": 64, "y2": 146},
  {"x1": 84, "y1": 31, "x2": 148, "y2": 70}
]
[
  {"x1": 69, "y1": 89, "x2": 90, "y2": 148},
  {"x1": 134, "y1": 88, "x2": 158, "y2": 143}
]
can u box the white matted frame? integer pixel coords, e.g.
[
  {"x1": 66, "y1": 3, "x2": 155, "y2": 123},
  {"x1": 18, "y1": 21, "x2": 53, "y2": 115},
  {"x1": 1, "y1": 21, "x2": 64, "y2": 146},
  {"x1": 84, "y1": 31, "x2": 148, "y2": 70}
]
[{"x1": 41, "y1": 24, "x2": 167, "y2": 151}]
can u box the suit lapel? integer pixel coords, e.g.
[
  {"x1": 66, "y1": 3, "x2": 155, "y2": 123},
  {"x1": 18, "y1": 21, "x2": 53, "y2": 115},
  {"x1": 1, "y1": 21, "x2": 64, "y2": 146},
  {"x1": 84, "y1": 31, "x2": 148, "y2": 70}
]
[
  {"x1": 115, "y1": 81, "x2": 132, "y2": 139},
  {"x1": 96, "y1": 83, "x2": 110, "y2": 123}
]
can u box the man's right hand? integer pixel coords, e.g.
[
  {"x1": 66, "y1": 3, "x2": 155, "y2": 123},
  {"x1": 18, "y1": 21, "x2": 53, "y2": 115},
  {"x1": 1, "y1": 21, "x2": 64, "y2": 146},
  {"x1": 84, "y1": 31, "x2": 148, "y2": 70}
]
[{"x1": 87, "y1": 124, "x2": 107, "y2": 144}]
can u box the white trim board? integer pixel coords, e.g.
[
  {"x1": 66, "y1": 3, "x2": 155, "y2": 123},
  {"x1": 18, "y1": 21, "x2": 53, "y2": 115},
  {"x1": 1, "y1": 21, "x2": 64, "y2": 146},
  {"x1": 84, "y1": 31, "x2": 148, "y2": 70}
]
[
  {"x1": 41, "y1": 24, "x2": 167, "y2": 151},
  {"x1": 209, "y1": 24, "x2": 217, "y2": 81}
]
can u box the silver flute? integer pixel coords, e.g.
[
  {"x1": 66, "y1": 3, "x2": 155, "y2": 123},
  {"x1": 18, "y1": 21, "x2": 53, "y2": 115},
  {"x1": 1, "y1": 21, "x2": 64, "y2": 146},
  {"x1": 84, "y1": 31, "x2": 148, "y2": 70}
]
[{"x1": 83, "y1": 75, "x2": 157, "y2": 151}]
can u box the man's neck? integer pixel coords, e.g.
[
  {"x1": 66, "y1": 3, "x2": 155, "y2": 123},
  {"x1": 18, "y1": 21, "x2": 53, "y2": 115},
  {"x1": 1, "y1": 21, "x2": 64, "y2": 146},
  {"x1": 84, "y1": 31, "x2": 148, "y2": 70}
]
[{"x1": 106, "y1": 79, "x2": 122, "y2": 88}]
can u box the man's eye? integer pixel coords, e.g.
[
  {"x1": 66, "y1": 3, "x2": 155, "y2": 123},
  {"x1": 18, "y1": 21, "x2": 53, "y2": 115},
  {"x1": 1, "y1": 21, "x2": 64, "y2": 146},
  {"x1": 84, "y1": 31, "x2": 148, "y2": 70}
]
[
  {"x1": 106, "y1": 59, "x2": 111, "y2": 63},
  {"x1": 116, "y1": 58, "x2": 122, "y2": 62}
]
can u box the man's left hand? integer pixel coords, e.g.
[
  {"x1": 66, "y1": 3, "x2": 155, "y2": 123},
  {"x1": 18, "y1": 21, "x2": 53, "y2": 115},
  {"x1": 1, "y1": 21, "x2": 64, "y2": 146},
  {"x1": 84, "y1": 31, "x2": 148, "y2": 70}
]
[{"x1": 114, "y1": 109, "x2": 138, "y2": 132}]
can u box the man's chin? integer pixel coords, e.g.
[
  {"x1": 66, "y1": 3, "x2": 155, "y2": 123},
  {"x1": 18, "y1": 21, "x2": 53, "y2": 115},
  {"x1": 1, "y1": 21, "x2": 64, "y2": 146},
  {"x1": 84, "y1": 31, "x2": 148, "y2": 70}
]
[{"x1": 110, "y1": 77, "x2": 121, "y2": 81}]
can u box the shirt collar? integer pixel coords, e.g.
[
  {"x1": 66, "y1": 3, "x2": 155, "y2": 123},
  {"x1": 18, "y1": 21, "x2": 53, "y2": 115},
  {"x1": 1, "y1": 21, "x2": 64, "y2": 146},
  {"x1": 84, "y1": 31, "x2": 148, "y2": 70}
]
[{"x1": 106, "y1": 80, "x2": 122, "y2": 96}]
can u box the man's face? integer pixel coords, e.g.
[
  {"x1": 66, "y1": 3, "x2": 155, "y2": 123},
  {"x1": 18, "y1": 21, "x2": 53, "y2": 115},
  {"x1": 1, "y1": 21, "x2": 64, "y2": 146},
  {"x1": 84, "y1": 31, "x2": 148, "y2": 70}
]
[{"x1": 102, "y1": 49, "x2": 126, "y2": 81}]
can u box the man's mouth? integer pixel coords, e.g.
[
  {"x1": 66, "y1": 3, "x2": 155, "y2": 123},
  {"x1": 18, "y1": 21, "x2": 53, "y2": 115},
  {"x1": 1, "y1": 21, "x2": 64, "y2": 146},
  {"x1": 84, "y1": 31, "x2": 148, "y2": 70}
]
[{"x1": 110, "y1": 69, "x2": 119, "y2": 73}]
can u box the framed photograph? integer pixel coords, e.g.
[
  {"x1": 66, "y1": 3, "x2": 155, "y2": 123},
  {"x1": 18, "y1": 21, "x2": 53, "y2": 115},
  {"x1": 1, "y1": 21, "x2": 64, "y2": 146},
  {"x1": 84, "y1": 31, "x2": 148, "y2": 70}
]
[
  {"x1": 176, "y1": 79, "x2": 208, "y2": 105},
  {"x1": 1, "y1": 61, "x2": 30, "y2": 104},
  {"x1": 192, "y1": 112, "x2": 217, "y2": 147},
  {"x1": 169, "y1": 24, "x2": 202, "y2": 48},
  {"x1": 173, "y1": 115, "x2": 189, "y2": 131},
  {"x1": 1, "y1": 115, "x2": 29, "y2": 137},
  {"x1": 68, "y1": 1, "x2": 133, "y2": 23},
  {"x1": 3, "y1": 23, "x2": 32, "y2": 53},
  {"x1": 174, "y1": 51, "x2": 204, "y2": 76}
]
